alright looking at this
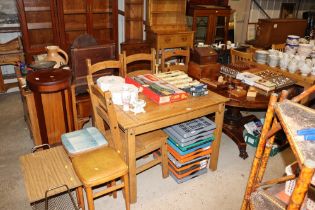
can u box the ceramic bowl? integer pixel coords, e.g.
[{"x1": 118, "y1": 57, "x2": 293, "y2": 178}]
[
  {"x1": 285, "y1": 44, "x2": 299, "y2": 54},
  {"x1": 286, "y1": 35, "x2": 300, "y2": 45},
  {"x1": 255, "y1": 50, "x2": 269, "y2": 64}
]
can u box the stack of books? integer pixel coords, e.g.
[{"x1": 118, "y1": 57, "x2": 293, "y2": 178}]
[{"x1": 163, "y1": 117, "x2": 216, "y2": 183}]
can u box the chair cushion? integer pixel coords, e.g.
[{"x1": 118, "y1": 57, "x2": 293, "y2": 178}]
[
  {"x1": 61, "y1": 127, "x2": 108, "y2": 156},
  {"x1": 72, "y1": 147, "x2": 128, "y2": 186}
]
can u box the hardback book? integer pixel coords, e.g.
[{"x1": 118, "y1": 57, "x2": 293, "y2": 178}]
[
  {"x1": 254, "y1": 79, "x2": 276, "y2": 92},
  {"x1": 236, "y1": 72, "x2": 262, "y2": 86}
]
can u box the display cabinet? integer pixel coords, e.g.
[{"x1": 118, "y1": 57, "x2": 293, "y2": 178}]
[
  {"x1": 125, "y1": 0, "x2": 144, "y2": 41},
  {"x1": 17, "y1": 0, "x2": 118, "y2": 63},
  {"x1": 17, "y1": 0, "x2": 60, "y2": 63},
  {"x1": 187, "y1": 5, "x2": 231, "y2": 44}
]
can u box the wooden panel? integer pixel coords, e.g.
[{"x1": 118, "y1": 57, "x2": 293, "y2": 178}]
[
  {"x1": 125, "y1": 0, "x2": 143, "y2": 40},
  {"x1": 41, "y1": 92, "x2": 67, "y2": 144}
]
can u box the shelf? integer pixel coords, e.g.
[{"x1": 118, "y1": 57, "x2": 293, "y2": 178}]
[
  {"x1": 126, "y1": 18, "x2": 142, "y2": 21},
  {"x1": 91, "y1": 9, "x2": 112, "y2": 14},
  {"x1": 63, "y1": 9, "x2": 87, "y2": 14},
  {"x1": 65, "y1": 24, "x2": 87, "y2": 31},
  {"x1": 27, "y1": 22, "x2": 52, "y2": 30},
  {"x1": 151, "y1": 11, "x2": 184, "y2": 14},
  {"x1": 216, "y1": 25, "x2": 225, "y2": 29},
  {"x1": 24, "y1": 6, "x2": 50, "y2": 12}
]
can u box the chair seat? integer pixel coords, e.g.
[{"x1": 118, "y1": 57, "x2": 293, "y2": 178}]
[
  {"x1": 135, "y1": 130, "x2": 168, "y2": 158},
  {"x1": 72, "y1": 147, "x2": 128, "y2": 187}
]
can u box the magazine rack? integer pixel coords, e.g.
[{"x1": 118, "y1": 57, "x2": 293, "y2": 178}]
[{"x1": 241, "y1": 85, "x2": 315, "y2": 210}]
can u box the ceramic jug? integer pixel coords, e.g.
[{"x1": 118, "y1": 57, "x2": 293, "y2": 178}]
[
  {"x1": 300, "y1": 62, "x2": 312, "y2": 76},
  {"x1": 45, "y1": 45, "x2": 69, "y2": 68},
  {"x1": 288, "y1": 59, "x2": 298, "y2": 73}
]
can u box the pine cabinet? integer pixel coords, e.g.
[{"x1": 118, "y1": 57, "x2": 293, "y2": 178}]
[{"x1": 17, "y1": 0, "x2": 118, "y2": 63}]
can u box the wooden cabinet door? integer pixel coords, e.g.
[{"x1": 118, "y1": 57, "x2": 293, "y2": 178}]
[
  {"x1": 17, "y1": 0, "x2": 60, "y2": 62},
  {"x1": 57, "y1": 0, "x2": 89, "y2": 50}
]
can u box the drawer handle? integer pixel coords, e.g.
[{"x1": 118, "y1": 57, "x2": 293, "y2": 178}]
[
  {"x1": 181, "y1": 37, "x2": 188, "y2": 41},
  {"x1": 164, "y1": 37, "x2": 172, "y2": 43}
]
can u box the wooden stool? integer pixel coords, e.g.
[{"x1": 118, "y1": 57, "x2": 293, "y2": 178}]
[{"x1": 26, "y1": 69, "x2": 74, "y2": 145}]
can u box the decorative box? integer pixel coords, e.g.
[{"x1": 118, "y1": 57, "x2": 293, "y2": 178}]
[
  {"x1": 190, "y1": 47, "x2": 218, "y2": 65},
  {"x1": 61, "y1": 127, "x2": 108, "y2": 157}
]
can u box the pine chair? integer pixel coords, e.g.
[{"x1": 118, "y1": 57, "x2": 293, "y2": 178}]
[
  {"x1": 272, "y1": 43, "x2": 286, "y2": 52},
  {"x1": 122, "y1": 48, "x2": 156, "y2": 77},
  {"x1": 87, "y1": 58, "x2": 169, "y2": 187},
  {"x1": 230, "y1": 48, "x2": 253, "y2": 64},
  {"x1": 241, "y1": 85, "x2": 315, "y2": 210},
  {"x1": 161, "y1": 47, "x2": 190, "y2": 72}
]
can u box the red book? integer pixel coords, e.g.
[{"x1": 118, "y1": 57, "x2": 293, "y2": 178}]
[{"x1": 125, "y1": 74, "x2": 188, "y2": 104}]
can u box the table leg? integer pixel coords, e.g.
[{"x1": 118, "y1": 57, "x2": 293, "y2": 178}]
[
  {"x1": 126, "y1": 129, "x2": 137, "y2": 203},
  {"x1": 223, "y1": 107, "x2": 258, "y2": 159},
  {"x1": 210, "y1": 103, "x2": 225, "y2": 171}
]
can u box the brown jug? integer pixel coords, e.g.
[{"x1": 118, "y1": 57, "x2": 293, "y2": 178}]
[{"x1": 45, "y1": 45, "x2": 69, "y2": 68}]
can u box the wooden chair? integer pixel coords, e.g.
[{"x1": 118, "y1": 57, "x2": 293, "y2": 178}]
[
  {"x1": 71, "y1": 84, "x2": 130, "y2": 210},
  {"x1": 241, "y1": 85, "x2": 315, "y2": 210},
  {"x1": 272, "y1": 43, "x2": 286, "y2": 52},
  {"x1": 122, "y1": 48, "x2": 156, "y2": 77},
  {"x1": 87, "y1": 59, "x2": 169, "y2": 189},
  {"x1": 70, "y1": 34, "x2": 116, "y2": 130},
  {"x1": 230, "y1": 48, "x2": 253, "y2": 64},
  {"x1": 161, "y1": 47, "x2": 190, "y2": 72}
]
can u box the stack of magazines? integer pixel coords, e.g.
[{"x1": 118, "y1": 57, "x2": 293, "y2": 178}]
[{"x1": 163, "y1": 117, "x2": 216, "y2": 183}]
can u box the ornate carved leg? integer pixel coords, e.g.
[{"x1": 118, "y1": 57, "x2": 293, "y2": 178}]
[{"x1": 223, "y1": 107, "x2": 258, "y2": 159}]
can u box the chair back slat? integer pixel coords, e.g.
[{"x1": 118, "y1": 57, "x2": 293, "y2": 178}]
[
  {"x1": 122, "y1": 48, "x2": 156, "y2": 77},
  {"x1": 230, "y1": 48, "x2": 253, "y2": 64}
]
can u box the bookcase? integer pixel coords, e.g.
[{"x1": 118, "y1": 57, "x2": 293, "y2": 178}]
[
  {"x1": 17, "y1": 0, "x2": 118, "y2": 63},
  {"x1": 125, "y1": 0, "x2": 144, "y2": 41},
  {"x1": 146, "y1": 0, "x2": 188, "y2": 32}
]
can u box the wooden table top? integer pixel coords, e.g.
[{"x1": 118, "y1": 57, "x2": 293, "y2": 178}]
[
  {"x1": 115, "y1": 91, "x2": 229, "y2": 134},
  {"x1": 20, "y1": 146, "x2": 81, "y2": 203}
]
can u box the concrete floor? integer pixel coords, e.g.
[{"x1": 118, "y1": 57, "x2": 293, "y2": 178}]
[{"x1": 0, "y1": 92, "x2": 295, "y2": 210}]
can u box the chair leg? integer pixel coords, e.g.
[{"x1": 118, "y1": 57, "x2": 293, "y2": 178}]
[
  {"x1": 122, "y1": 174, "x2": 130, "y2": 210},
  {"x1": 161, "y1": 138, "x2": 169, "y2": 178},
  {"x1": 76, "y1": 186, "x2": 85, "y2": 210},
  {"x1": 85, "y1": 187, "x2": 95, "y2": 210},
  {"x1": 112, "y1": 180, "x2": 117, "y2": 198}
]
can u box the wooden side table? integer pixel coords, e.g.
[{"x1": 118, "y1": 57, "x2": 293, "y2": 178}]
[
  {"x1": 147, "y1": 30, "x2": 194, "y2": 70},
  {"x1": 26, "y1": 69, "x2": 74, "y2": 145},
  {"x1": 20, "y1": 146, "x2": 83, "y2": 208}
]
